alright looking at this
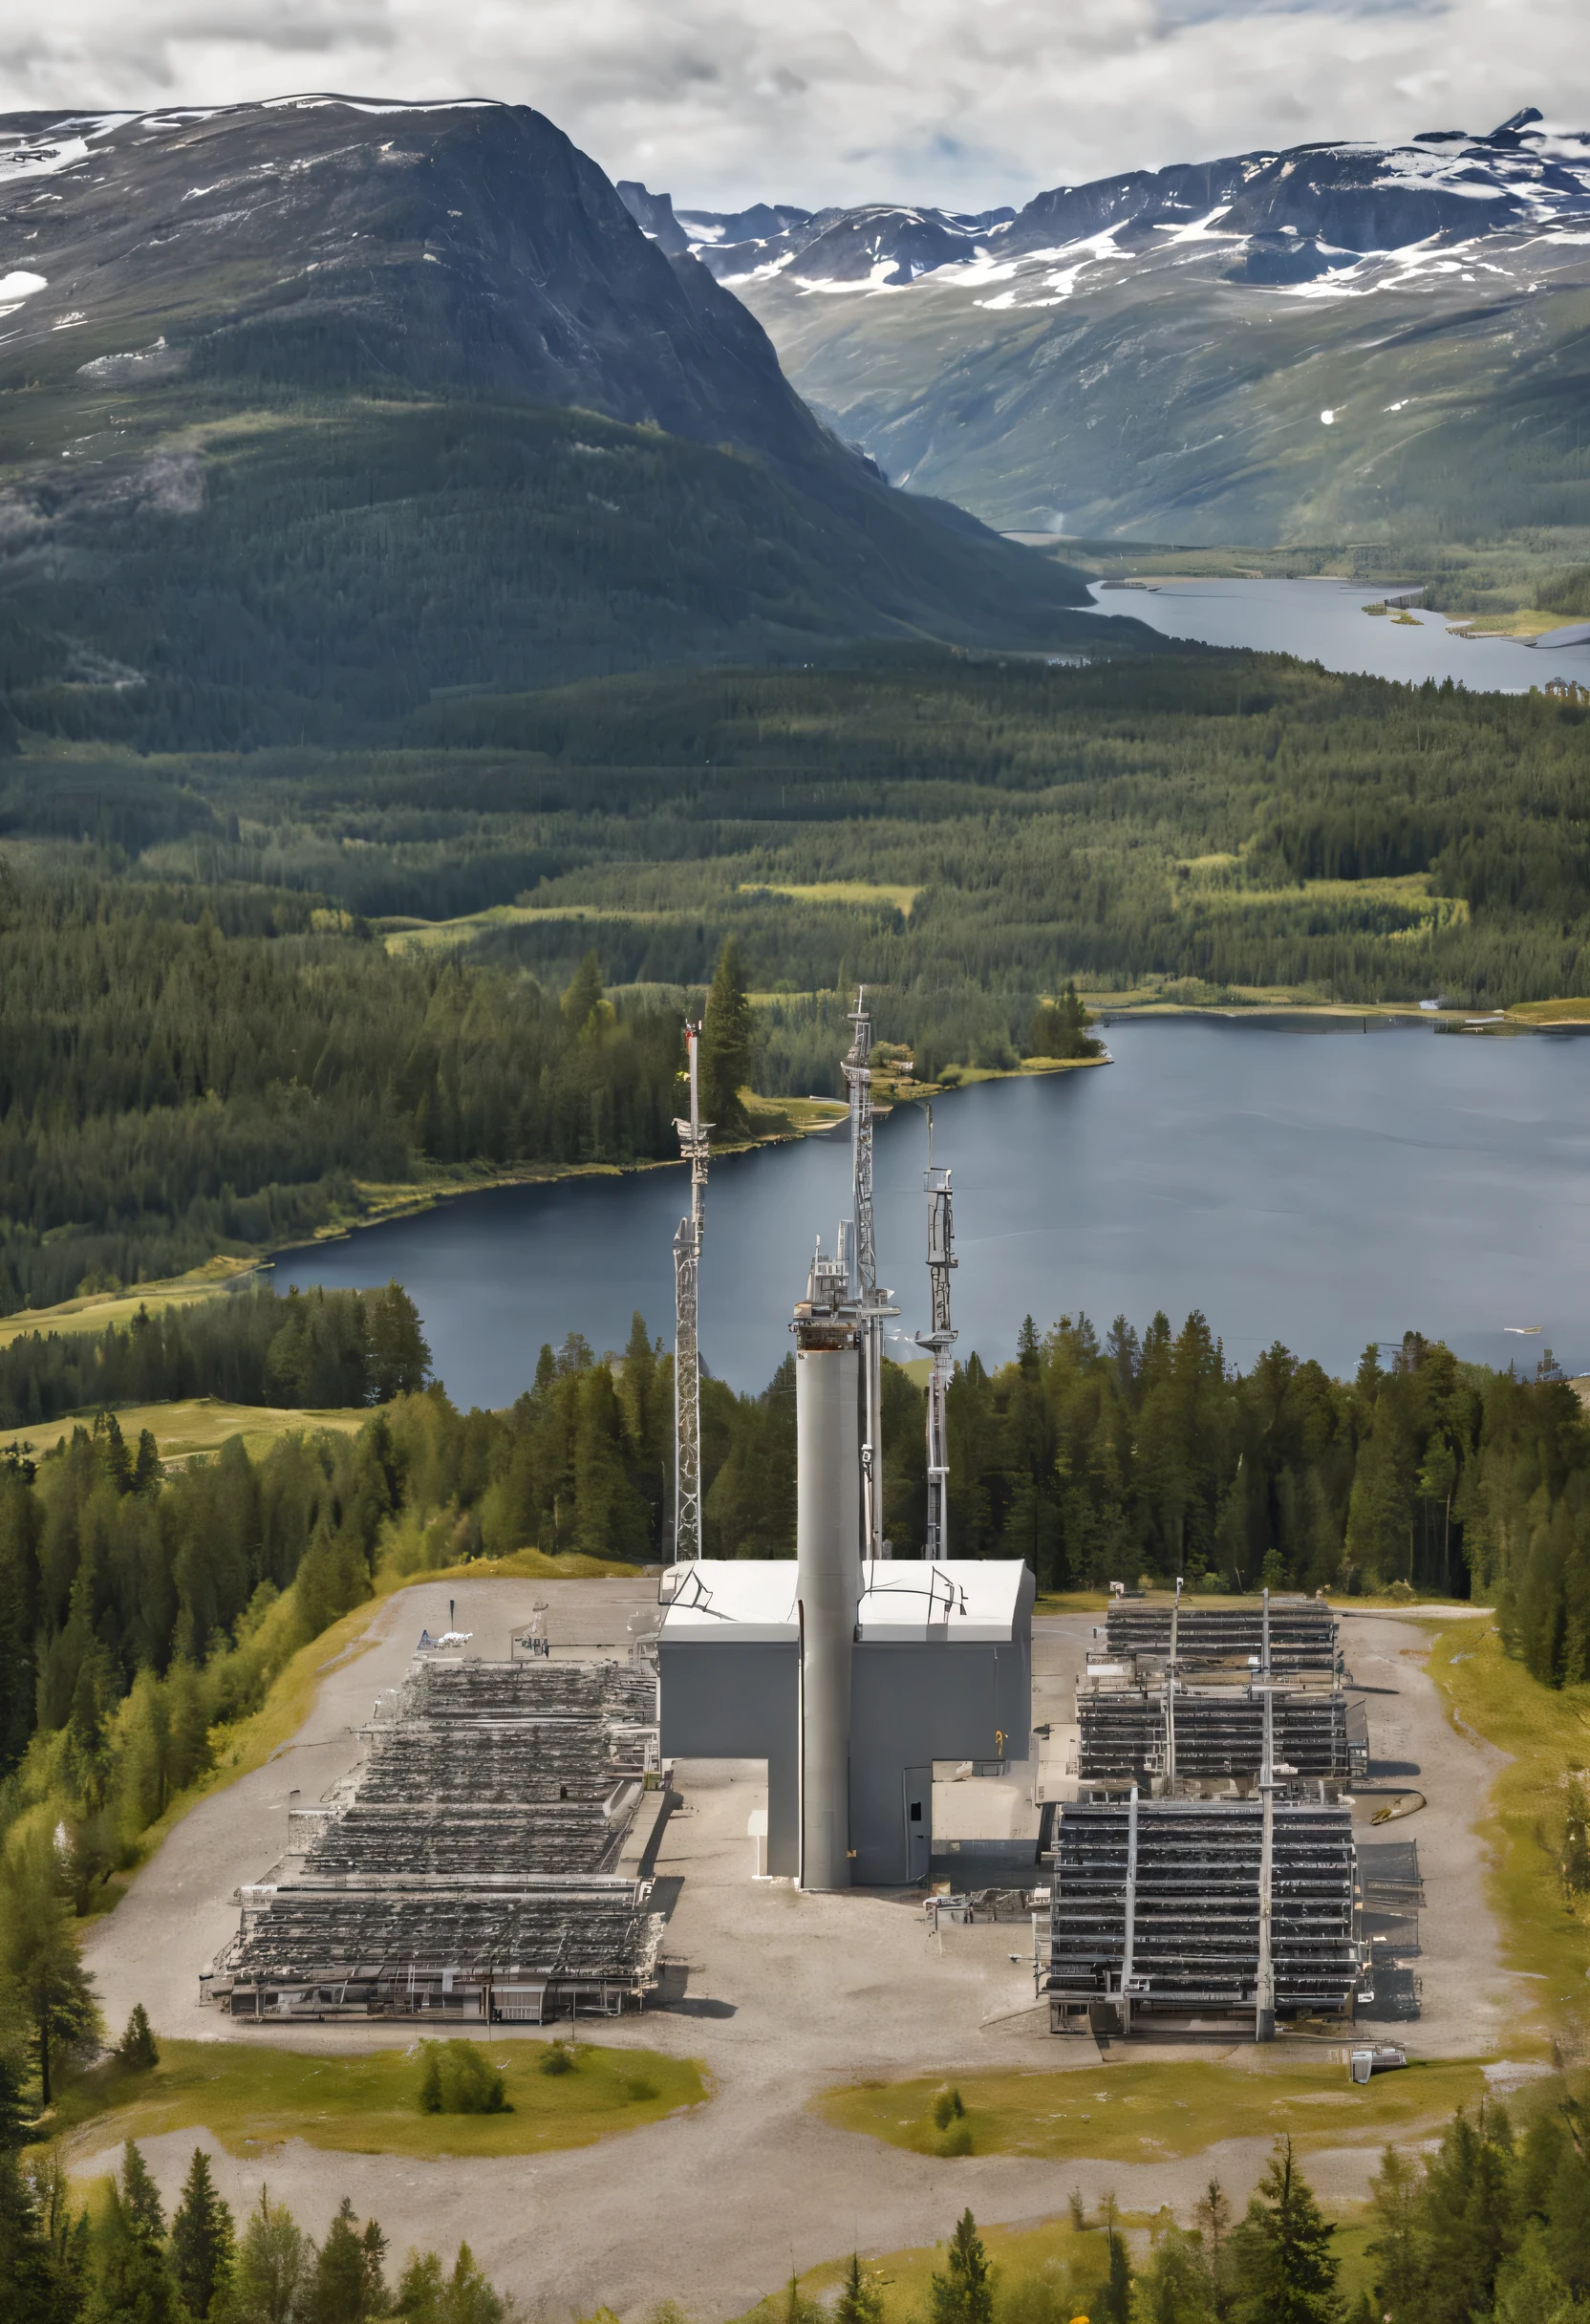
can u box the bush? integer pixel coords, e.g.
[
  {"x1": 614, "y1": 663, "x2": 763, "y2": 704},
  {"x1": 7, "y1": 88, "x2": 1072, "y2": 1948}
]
[
  {"x1": 623, "y1": 2075, "x2": 661, "y2": 2102},
  {"x1": 415, "y1": 2038, "x2": 509, "y2": 2115},
  {"x1": 937, "y1": 2117, "x2": 975, "y2": 2158},
  {"x1": 539, "y1": 2040, "x2": 577, "y2": 2077},
  {"x1": 933, "y1": 2087, "x2": 966, "y2": 2130},
  {"x1": 116, "y1": 2003, "x2": 159, "y2": 2073}
]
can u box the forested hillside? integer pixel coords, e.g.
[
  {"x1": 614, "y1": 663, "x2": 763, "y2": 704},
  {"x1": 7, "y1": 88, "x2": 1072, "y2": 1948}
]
[
  {"x1": 0, "y1": 1282, "x2": 429, "y2": 1430},
  {"x1": 0, "y1": 877, "x2": 686, "y2": 1311},
  {"x1": 5, "y1": 648, "x2": 1590, "y2": 1313}
]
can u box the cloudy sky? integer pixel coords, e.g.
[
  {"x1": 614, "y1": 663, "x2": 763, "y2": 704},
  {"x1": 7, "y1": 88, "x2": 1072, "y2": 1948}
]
[{"x1": 2, "y1": 0, "x2": 1584, "y2": 211}]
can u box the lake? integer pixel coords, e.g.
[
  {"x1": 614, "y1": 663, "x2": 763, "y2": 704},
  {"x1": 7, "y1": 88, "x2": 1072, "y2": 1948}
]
[
  {"x1": 271, "y1": 1017, "x2": 1590, "y2": 1404},
  {"x1": 1085, "y1": 576, "x2": 1590, "y2": 692}
]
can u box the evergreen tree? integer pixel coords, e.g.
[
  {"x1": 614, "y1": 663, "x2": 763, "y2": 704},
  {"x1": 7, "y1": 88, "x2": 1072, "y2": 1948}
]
[
  {"x1": 1410, "y1": 2102, "x2": 1519, "y2": 2324},
  {"x1": 699, "y1": 938, "x2": 755, "y2": 1141},
  {"x1": 1364, "y1": 2144, "x2": 1423, "y2": 2320},
  {"x1": 170, "y1": 2147, "x2": 234, "y2": 2318},
  {"x1": 1194, "y1": 2178, "x2": 1235, "y2": 2317},
  {"x1": 1228, "y1": 2138, "x2": 1341, "y2": 2324},
  {"x1": 835, "y1": 2252, "x2": 884, "y2": 2324},
  {"x1": 231, "y1": 2187, "x2": 307, "y2": 2324},
  {"x1": 88, "y1": 2146, "x2": 182, "y2": 2324},
  {"x1": 0, "y1": 2147, "x2": 71, "y2": 2324},
  {"x1": 928, "y1": 2209, "x2": 994, "y2": 2324},
  {"x1": 0, "y1": 1836, "x2": 102, "y2": 2107},
  {"x1": 114, "y1": 2007, "x2": 159, "y2": 2074},
  {"x1": 302, "y1": 2198, "x2": 386, "y2": 2324},
  {"x1": 1138, "y1": 2225, "x2": 1217, "y2": 2324},
  {"x1": 1097, "y1": 2194, "x2": 1132, "y2": 2324},
  {"x1": 369, "y1": 1284, "x2": 432, "y2": 1404}
]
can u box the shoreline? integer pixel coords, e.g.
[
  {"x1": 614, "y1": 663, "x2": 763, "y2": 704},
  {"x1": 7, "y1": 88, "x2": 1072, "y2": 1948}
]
[{"x1": 0, "y1": 1054, "x2": 1107, "y2": 1338}]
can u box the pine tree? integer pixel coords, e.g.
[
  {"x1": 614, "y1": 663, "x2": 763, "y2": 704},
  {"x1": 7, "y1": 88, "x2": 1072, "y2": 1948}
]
[
  {"x1": 0, "y1": 1836, "x2": 102, "y2": 2107},
  {"x1": 0, "y1": 2147, "x2": 67, "y2": 2324},
  {"x1": 170, "y1": 2147, "x2": 234, "y2": 2318},
  {"x1": 369, "y1": 1284, "x2": 431, "y2": 1403},
  {"x1": 1410, "y1": 2101, "x2": 1518, "y2": 2324},
  {"x1": 1138, "y1": 2225, "x2": 1217, "y2": 2324},
  {"x1": 1194, "y1": 2178, "x2": 1235, "y2": 2316},
  {"x1": 1098, "y1": 2193, "x2": 1132, "y2": 2324},
  {"x1": 232, "y1": 2186, "x2": 307, "y2": 2324},
  {"x1": 89, "y1": 2146, "x2": 183, "y2": 2324},
  {"x1": 698, "y1": 937, "x2": 754, "y2": 1140},
  {"x1": 115, "y1": 2006, "x2": 159, "y2": 2074},
  {"x1": 1364, "y1": 2143, "x2": 1422, "y2": 2319},
  {"x1": 1228, "y1": 2137, "x2": 1342, "y2": 2324},
  {"x1": 835, "y1": 2252, "x2": 884, "y2": 2324},
  {"x1": 301, "y1": 2197, "x2": 386, "y2": 2324},
  {"x1": 929, "y1": 2209, "x2": 994, "y2": 2324}
]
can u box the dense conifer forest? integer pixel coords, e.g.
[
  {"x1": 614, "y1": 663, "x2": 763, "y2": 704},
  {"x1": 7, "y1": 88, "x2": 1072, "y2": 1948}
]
[
  {"x1": 5, "y1": 645, "x2": 1590, "y2": 1316},
  {"x1": 3, "y1": 1290, "x2": 1587, "y2": 1940}
]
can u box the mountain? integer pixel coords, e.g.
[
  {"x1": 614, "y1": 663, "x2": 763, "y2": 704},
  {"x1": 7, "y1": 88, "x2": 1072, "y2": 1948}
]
[
  {"x1": 0, "y1": 98, "x2": 1105, "y2": 750},
  {"x1": 623, "y1": 110, "x2": 1590, "y2": 543}
]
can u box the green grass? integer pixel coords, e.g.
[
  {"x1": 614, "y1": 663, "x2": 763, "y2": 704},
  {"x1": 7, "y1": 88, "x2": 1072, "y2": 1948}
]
[
  {"x1": 737, "y1": 879, "x2": 922, "y2": 916},
  {"x1": 0, "y1": 1397, "x2": 369, "y2": 1464},
  {"x1": 51, "y1": 2035, "x2": 705, "y2": 2161},
  {"x1": 813, "y1": 2055, "x2": 1490, "y2": 2165},
  {"x1": 1429, "y1": 1619, "x2": 1590, "y2": 2047},
  {"x1": 0, "y1": 1257, "x2": 256, "y2": 1346}
]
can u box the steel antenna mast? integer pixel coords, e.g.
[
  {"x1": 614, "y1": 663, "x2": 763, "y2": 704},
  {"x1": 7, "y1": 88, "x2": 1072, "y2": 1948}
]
[
  {"x1": 844, "y1": 988, "x2": 895, "y2": 1561},
  {"x1": 916, "y1": 1104, "x2": 957, "y2": 1562},
  {"x1": 672, "y1": 1020, "x2": 711, "y2": 1561}
]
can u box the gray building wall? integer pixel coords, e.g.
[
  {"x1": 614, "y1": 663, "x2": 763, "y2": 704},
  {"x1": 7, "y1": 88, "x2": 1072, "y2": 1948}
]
[
  {"x1": 659, "y1": 1568, "x2": 1035, "y2": 1888},
  {"x1": 849, "y1": 1628, "x2": 1033, "y2": 1884},
  {"x1": 658, "y1": 1640, "x2": 801, "y2": 1876}
]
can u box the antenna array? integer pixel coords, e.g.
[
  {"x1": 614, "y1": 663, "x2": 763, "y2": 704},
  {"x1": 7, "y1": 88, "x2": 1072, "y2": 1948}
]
[
  {"x1": 917, "y1": 1106, "x2": 957, "y2": 1562},
  {"x1": 844, "y1": 988, "x2": 897, "y2": 1560},
  {"x1": 672, "y1": 1022, "x2": 710, "y2": 1561}
]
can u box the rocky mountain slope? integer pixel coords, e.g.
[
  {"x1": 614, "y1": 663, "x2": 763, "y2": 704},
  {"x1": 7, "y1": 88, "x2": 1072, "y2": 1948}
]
[
  {"x1": 0, "y1": 98, "x2": 1104, "y2": 748},
  {"x1": 621, "y1": 110, "x2": 1590, "y2": 543}
]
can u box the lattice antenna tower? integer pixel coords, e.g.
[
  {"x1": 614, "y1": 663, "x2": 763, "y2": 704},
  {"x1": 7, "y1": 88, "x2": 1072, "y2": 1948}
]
[
  {"x1": 916, "y1": 1104, "x2": 957, "y2": 1562},
  {"x1": 672, "y1": 1021, "x2": 711, "y2": 1560},
  {"x1": 844, "y1": 988, "x2": 897, "y2": 1560}
]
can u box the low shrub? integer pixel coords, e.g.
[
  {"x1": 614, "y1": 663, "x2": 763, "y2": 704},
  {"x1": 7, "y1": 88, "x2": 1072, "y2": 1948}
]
[{"x1": 416, "y1": 2038, "x2": 509, "y2": 2115}]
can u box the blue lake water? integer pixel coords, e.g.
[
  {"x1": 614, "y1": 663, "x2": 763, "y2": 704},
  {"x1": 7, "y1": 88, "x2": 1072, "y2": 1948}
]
[
  {"x1": 271, "y1": 1018, "x2": 1590, "y2": 1404},
  {"x1": 1085, "y1": 576, "x2": 1590, "y2": 692}
]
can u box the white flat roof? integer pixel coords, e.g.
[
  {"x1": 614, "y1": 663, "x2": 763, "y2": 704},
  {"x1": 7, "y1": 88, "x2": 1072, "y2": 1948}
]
[{"x1": 658, "y1": 1560, "x2": 1031, "y2": 1646}]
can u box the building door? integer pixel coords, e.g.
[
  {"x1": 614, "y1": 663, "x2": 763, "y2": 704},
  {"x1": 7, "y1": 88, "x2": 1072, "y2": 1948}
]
[{"x1": 904, "y1": 1766, "x2": 931, "y2": 1883}]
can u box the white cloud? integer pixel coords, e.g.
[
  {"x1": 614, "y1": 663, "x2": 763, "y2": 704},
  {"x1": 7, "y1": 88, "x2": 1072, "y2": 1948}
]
[{"x1": 0, "y1": 0, "x2": 1584, "y2": 210}]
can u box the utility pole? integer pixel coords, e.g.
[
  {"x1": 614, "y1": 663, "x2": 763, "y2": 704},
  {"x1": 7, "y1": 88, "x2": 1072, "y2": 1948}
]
[
  {"x1": 672, "y1": 1021, "x2": 710, "y2": 1562},
  {"x1": 917, "y1": 1105, "x2": 957, "y2": 1562},
  {"x1": 844, "y1": 989, "x2": 896, "y2": 1562}
]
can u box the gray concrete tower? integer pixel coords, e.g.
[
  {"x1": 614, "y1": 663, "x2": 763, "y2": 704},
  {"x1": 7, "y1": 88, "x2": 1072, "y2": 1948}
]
[{"x1": 793, "y1": 1247, "x2": 862, "y2": 1889}]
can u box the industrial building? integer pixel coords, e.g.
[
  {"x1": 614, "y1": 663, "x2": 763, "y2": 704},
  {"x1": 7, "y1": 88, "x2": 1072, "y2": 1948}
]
[
  {"x1": 657, "y1": 993, "x2": 1034, "y2": 1890},
  {"x1": 204, "y1": 1653, "x2": 667, "y2": 2023}
]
